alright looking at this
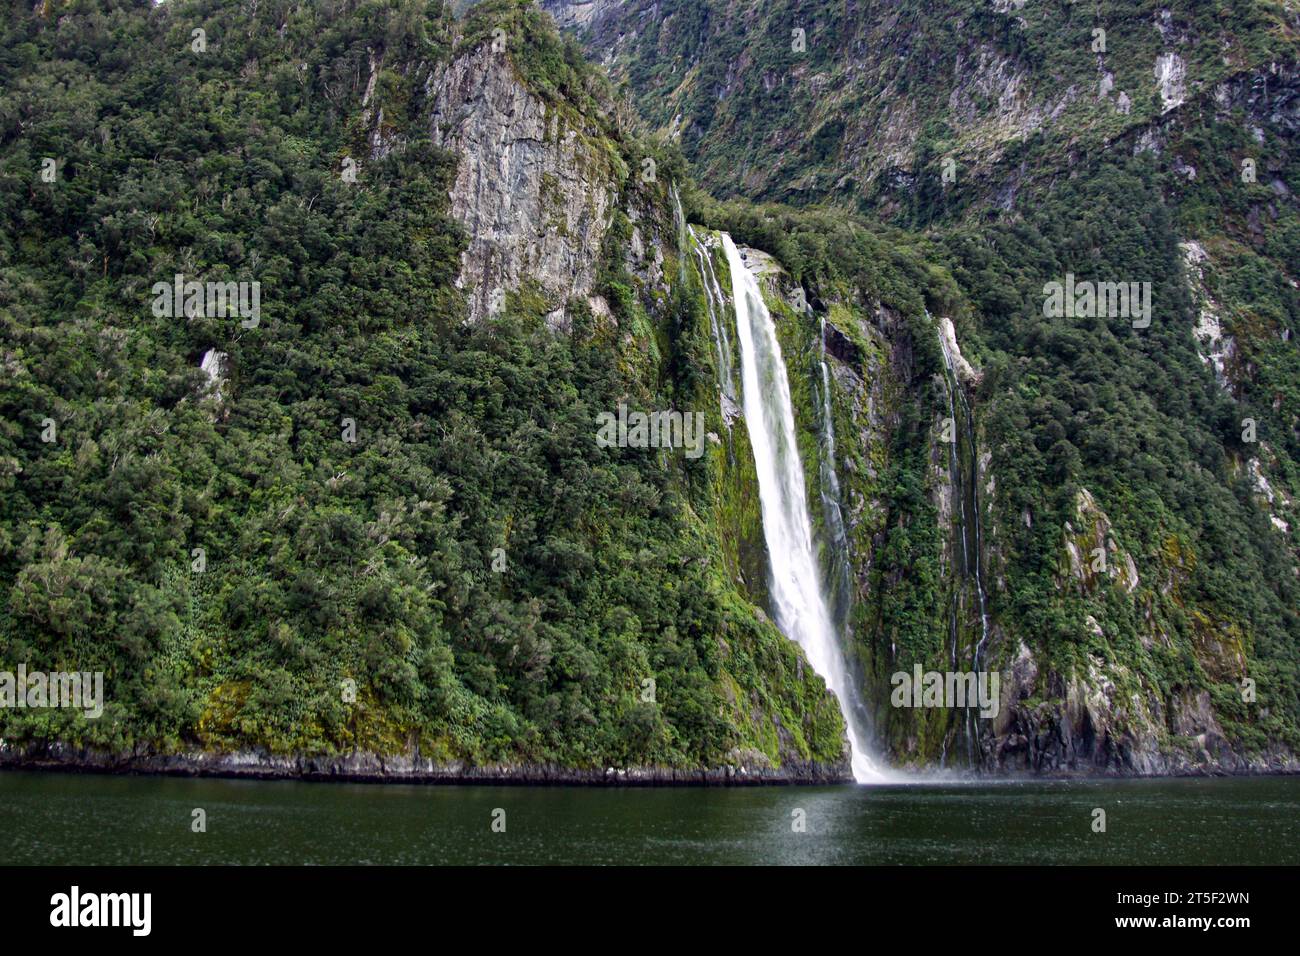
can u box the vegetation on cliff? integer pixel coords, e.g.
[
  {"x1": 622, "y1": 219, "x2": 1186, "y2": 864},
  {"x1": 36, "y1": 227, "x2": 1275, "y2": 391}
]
[
  {"x1": 2, "y1": 0, "x2": 1296, "y2": 775},
  {"x1": 0, "y1": 0, "x2": 848, "y2": 771}
]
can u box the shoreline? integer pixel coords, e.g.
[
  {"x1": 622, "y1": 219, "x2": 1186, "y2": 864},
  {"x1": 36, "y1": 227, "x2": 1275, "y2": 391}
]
[
  {"x1": 3, "y1": 744, "x2": 1297, "y2": 788},
  {"x1": 0, "y1": 745, "x2": 854, "y2": 787}
]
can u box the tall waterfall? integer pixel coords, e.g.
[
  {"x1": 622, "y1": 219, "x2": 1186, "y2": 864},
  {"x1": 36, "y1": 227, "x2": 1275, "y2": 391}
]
[{"x1": 722, "y1": 234, "x2": 878, "y2": 782}]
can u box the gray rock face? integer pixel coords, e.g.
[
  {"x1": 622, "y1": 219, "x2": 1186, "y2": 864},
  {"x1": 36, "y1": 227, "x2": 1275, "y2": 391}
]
[
  {"x1": 199, "y1": 348, "x2": 227, "y2": 399},
  {"x1": 539, "y1": 0, "x2": 623, "y2": 31},
  {"x1": 983, "y1": 636, "x2": 1300, "y2": 776},
  {"x1": 428, "y1": 45, "x2": 618, "y2": 326},
  {"x1": 1154, "y1": 51, "x2": 1186, "y2": 113},
  {"x1": 1213, "y1": 61, "x2": 1300, "y2": 134}
]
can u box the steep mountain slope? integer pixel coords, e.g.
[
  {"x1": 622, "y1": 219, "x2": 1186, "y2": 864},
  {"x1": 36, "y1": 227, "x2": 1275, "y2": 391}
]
[
  {"x1": 0, "y1": 0, "x2": 859, "y2": 780},
  {"x1": 548, "y1": 0, "x2": 1300, "y2": 772},
  {"x1": 542, "y1": 0, "x2": 1296, "y2": 213},
  {"x1": 1, "y1": 0, "x2": 1296, "y2": 781}
]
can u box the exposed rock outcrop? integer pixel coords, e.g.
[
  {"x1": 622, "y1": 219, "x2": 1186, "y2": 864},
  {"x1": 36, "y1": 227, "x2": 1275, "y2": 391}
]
[
  {"x1": 822, "y1": 320, "x2": 862, "y2": 367},
  {"x1": 938, "y1": 316, "x2": 980, "y2": 386},
  {"x1": 1212, "y1": 61, "x2": 1300, "y2": 134},
  {"x1": 1155, "y1": 51, "x2": 1186, "y2": 113},
  {"x1": 988, "y1": 641, "x2": 1297, "y2": 776},
  {"x1": 0, "y1": 740, "x2": 851, "y2": 785},
  {"x1": 1061, "y1": 488, "x2": 1140, "y2": 595},
  {"x1": 1181, "y1": 240, "x2": 1239, "y2": 394},
  {"x1": 427, "y1": 44, "x2": 621, "y2": 326},
  {"x1": 539, "y1": 0, "x2": 622, "y2": 31},
  {"x1": 199, "y1": 348, "x2": 227, "y2": 402}
]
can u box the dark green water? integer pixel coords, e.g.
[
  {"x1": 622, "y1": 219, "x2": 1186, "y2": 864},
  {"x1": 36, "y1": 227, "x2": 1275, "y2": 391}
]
[{"x1": 2, "y1": 771, "x2": 1297, "y2": 865}]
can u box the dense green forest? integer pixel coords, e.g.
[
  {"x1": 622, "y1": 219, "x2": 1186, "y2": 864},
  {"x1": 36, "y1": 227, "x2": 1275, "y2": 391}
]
[
  {"x1": 0, "y1": 0, "x2": 851, "y2": 770},
  {"x1": 2, "y1": 0, "x2": 1298, "y2": 774},
  {"x1": 548, "y1": 0, "x2": 1296, "y2": 213},
  {"x1": 941, "y1": 154, "x2": 1300, "y2": 756}
]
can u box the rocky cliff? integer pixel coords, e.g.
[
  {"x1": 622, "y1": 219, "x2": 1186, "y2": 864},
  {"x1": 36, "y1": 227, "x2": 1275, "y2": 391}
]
[{"x1": 426, "y1": 43, "x2": 620, "y2": 326}]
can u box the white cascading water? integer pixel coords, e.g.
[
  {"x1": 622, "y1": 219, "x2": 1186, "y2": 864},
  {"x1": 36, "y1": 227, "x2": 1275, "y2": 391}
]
[
  {"x1": 675, "y1": 185, "x2": 738, "y2": 414},
  {"x1": 691, "y1": 226, "x2": 738, "y2": 405},
  {"x1": 722, "y1": 234, "x2": 879, "y2": 783}
]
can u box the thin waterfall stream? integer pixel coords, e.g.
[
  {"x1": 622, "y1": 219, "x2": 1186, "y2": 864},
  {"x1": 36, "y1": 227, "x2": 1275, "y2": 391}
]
[
  {"x1": 937, "y1": 319, "x2": 991, "y2": 765},
  {"x1": 816, "y1": 316, "x2": 853, "y2": 600},
  {"x1": 674, "y1": 186, "x2": 739, "y2": 424}
]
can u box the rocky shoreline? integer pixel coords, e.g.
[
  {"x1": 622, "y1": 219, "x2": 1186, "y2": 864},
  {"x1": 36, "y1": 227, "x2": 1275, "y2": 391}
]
[
  {"x1": 3, "y1": 741, "x2": 1297, "y2": 787},
  {"x1": 0, "y1": 743, "x2": 854, "y2": 786}
]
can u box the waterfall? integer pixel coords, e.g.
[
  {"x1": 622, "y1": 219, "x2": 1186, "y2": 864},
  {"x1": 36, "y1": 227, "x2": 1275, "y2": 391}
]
[
  {"x1": 722, "y1": 234, "x2": 878, "y2": 783},
  {"x1": 936, "y1": 317, "x2": 990, "y2": 765},
  {"x1": 814, "y1": 319, "x2": 875, "y2": 770},
  {"x1": 675, "y1": 185, "x2": 738, "y2": 419},
  {"x1": 815, "y1": 317, "x2": 853, "y2": 609},
  {"x1": 671, "y1": 184, "x2": 689, "y2": 289},
  {"x1": 689, "y1": 226, "x2": 738, "y2": 409}
]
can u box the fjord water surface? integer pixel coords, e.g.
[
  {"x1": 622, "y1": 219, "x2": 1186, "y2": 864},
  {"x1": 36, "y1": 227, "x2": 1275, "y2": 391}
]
[{"x1": 3, "y1": 771, "x2": 1298, "y2": 865}]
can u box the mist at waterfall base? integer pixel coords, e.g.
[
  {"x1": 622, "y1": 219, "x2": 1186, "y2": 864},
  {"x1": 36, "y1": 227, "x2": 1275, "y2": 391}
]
[{"x1": 721, "y1": 235, "x2": 881, "y2": 784}]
